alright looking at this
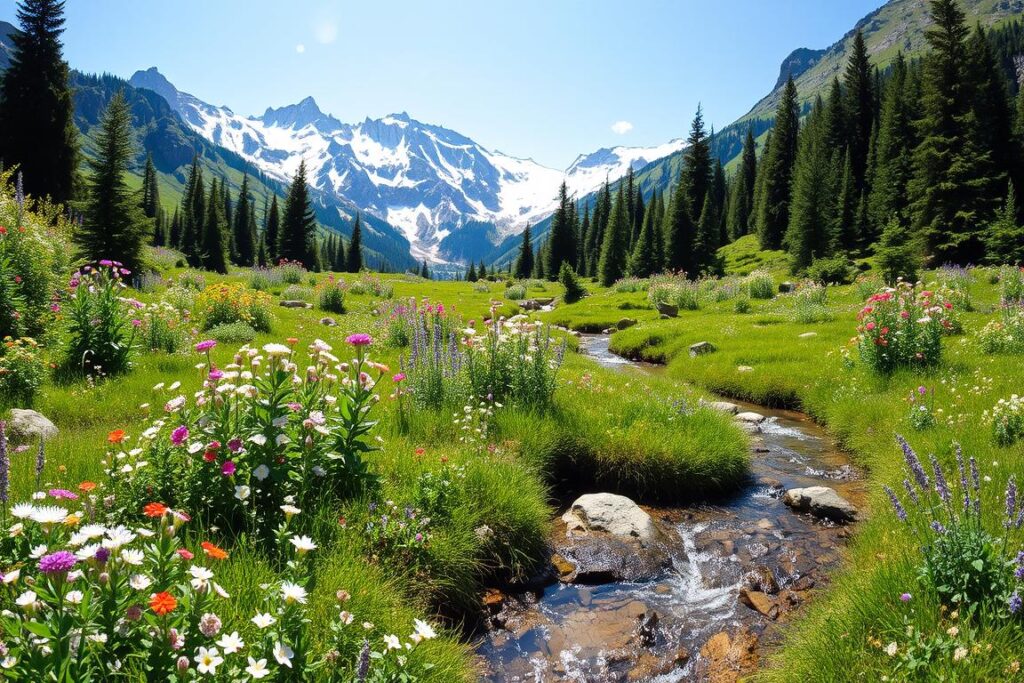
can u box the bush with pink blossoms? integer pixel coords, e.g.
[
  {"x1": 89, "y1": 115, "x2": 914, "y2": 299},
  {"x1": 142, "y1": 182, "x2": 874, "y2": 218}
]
[
  {"x1": 856, "y1": 282, "x2": 954, "y2": 375},
  {"x1": 60, "y1": 261, "x2": 138, "y2": 377}
]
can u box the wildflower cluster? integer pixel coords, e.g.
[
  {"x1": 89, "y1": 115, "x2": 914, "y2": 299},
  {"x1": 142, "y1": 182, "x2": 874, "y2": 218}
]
[
  {"x1": 884, "y1": 437, "x2": 1021, "y2": 617},
  {"x1": 987, "y1": 394, "x2": 1024, "y2": 447},
  {"x1": 647, "y1": 273, "x2": 701, "y2": 310},
  {"x1": 62, "y1": 261, "x2": 138, "y2": 376},
  {"x1": 105, "y1": 336, "x2": 388, "y2": 543},
  {"x1": 315, "y1": 274, "x2": 348, "y2": 314},
  {"x1": 275, "y1": 259, "x2": 308, "y2": 285},
  {"x1": 855, "y1": 282, "x2": 953, "y2": 375},
  {"x1": 907, "y1": 386, "x2": 936, "y2": 431},
  {"x1": 976, "y1": 303, "x2": 1024, "y2": 355},
  {"x1": 138, "y1": 300, "x2": 196, "y2": 354},
  {"x1": 1000, "y1": 265, "x2": 1024, "y2": 304},
  {"x1": 744, "y1": 269, "x2": 776, "y2": 300},
  {"x1": 362, "y1": 500, "x2": 432, "y2": 568},
  {"x1": 0, "y1": 337, "x2": 45, "y2": 407},
  {"x1": 791, "y1": 280, "x2": 832, "y2": 324},
  {"x1": 349, "y1": 274, "x2": 393, "y2": 299},
  {"x1": 195, "y1": 283, "x2": 273, "y2": 333}
]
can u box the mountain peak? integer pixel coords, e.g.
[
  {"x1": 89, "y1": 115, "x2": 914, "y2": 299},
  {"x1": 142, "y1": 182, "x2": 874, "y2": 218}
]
[
  {"x1": 261, "y1": 96, "x2": 338, "y2": 130},
  {"x1": 129, "y1": 67, "x2": 182, "y2": 105}
]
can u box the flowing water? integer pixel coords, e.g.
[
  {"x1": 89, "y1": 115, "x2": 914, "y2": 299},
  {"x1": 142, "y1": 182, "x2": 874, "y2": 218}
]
[{"x1": 476, "y1": 335, "x2": 865, "y2": 682}]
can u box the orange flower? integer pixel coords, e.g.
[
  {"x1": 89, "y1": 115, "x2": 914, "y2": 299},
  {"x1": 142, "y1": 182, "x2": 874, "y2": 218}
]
[
  {"x1": 201, "y1": 541, "x2": 228, "y2": 560},
  {"x1": 286, "y1": 337, "x2": 299, "y2": 346},
  {"x1": 107, "y1": 429, "x2": 126, "y2": 444},
  {"x1": 143, "y1": 502, "x2": 169, "y2": 518},
  {"x1": 78, "y1": 481, "x2": 97, "y2": 492},
  {"x1": 149, "y1": 591, "x2": 177, "y2": 615}
]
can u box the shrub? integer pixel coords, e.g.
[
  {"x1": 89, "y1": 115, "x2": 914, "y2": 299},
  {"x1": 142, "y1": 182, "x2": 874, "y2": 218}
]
[
  {"x1": 176, "y1": 270, "x2": 207, "y2": 291},
  {"x1": 936, "y1": 265, "x2": 974, "y2": 311},
  {"x1": 988, "y1": 394, "x2": 1024, "y2": 447},
  {"x1": 876, "y1": 218, "x2": 922, "y2": 285},
  {"x1": 146, "y1": 245, "x2": 184, "y2": 271},
  {"x1": 248, "y1": 266, "x2": 281, "y2": 292},
  {"x1": 977, "y1": 305, "x2": 1024, "y2": 354},
  {"x1": 316, "y1": 275, "x2": 347, "y2": 313},
  {"x1": 854, "y1": 273, "x2": 884, "y2": 301},
  {"x1": 855, "y1": 282, "x2": 954, "y2": 375},
  {"x1": 884, "y1": 437, "x2": 1020, "y2": 616},
  {"x1": 1000, "y1": 265, "x2": 1024, "y2": 304},
  {"x1": 504, "y1": 284, "x2": 526, "y2": 300},
  {"x1": 282, "y1": 284, "x2": 313, "y2": 302},
  {"x1": 277, "y1": 258, "x2": 307, "y2": 284},
  {"x1": 806, "y1": 256, "x2": 854, "y2": 285},
  {"x1": 907, "y1": 385, "x2": 936, "y2": 431},
  {"x1": 744, "y1": 269, "x2": 775, "y2": 299},
  {"x1": 62, "y1": 262, "x2": 138, "y2": 376},
  {"x1": 195, "y1": 282, "x2": 272, "y2": 332},
  {"x1": 162, "y1": 283, "x2": 197, "y2": 313},
  {"x1": 471, "y1": 281, "x2": 490, "y2": 293},
  {"x1": 349, "y1": 274, "x2": 394, "y2": 298},
  {"x1": 559, "y1": 263, "x2": 586, "y2": 304},
  {"x1": 206, "y1": 320, "x2": 258, "y2": 343},
  {"x1": 109, "y1": 336, "x2": 384, "y2": 536},
  {"x1": 613, "y1": 277, "x2": 648, "y2": 293},
  {"x1": 139, "y1": 301, "x2": 194, "y2": 354},
  {"x1": 733, "y1": 296, "x2": 751, "y2": 314},
  {"x1": 648, "y1": 274, "x2": 701, "y2": 310},
  {"x1": 791, "y1": 281, "x2": 832, "y2": 324},
  {"x1": 0, "y1": 336, "x2": 45, "y2": 407}
]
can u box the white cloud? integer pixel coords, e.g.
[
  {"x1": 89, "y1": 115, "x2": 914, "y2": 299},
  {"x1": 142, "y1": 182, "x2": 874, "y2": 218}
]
[
  {"x1": 315, "y1": 21, "x2": 338, "y2": 44},
  {"x1": 295, "y1": 43, "x2": 306, "y2": 54},
  {"x1": 610, "y1": 120, "x2": 633, "y2": 135}
]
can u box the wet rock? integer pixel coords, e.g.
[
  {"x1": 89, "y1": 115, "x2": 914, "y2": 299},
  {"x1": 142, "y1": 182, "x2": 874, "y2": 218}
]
[
  {"x1": 542, "y1": 599, "x2": 649, "y2": 654},
  {"x1": 744, "y1": 566, "x2": 779, "y2": 594},
  {"x1": 8, "y1": 409, "x2": 57, "y2": 442},
  {"x1": 703, "y1": 400, "x2": 739, "y2": 414},
  {"x1": 783, "y1": 486, "x2": 858, "y2": 523},
  {"x1": 791, "y1": 575, "x2": 816, "y2": 592},
  {"x1": 689, "y1": 341, "x2": 716, "y2": 357},
  {"x1": 517, "y1": 299, "x2": 541, "y2": 311},
  {"x1": 698, "y1": 628, "x2": 759, "y2": 682},
  {"x1": 627, "y1": 648, "x2": 689, "y2": 681},
  {"x1": 482, "y1": 588, "x2": 505, "y2": 611},
  {"x1": 562, "y1": 493, "x2": 662, "y2": 544},
  {"x1": 635, "y1": 609, "x2": 659, "y2": 647},
  {"x1": 656, "y1": 301, "x2": 678, "y2": 318},
  {"x1": 739, "y1": 588, "x2": 779, "y2": 620},
  {"x1": 758, "y1": 477, "x2": 783, "y2": 489},
  {"x1": 617, "y1": 317, "x2": 638, "y2": 330},
  {"x1": 319, "y1": 316, "x2": 337, "y2": 326},
  {"x1": 279, "y1": 300, "x2": 312, "y2": 309},
  {"x1": 551, "y1": 553, "x2": 575, "y2": 581},
  {"x1": 735, "y1": 411, "x2": 765, "y2": 424},
  {"x1": 556, "y1": 533, "x2": 672, "y2": 584}
]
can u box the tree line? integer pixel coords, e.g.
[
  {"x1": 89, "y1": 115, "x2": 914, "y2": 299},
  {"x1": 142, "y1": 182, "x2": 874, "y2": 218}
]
[{"x1": 0, "y1": 0, "x2": 363, "y2": 275}]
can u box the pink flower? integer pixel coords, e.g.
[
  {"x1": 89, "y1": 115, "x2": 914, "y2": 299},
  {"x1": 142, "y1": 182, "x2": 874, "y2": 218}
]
[
  {"x1": 865, "y1": 322, "x2": 876, "y2": 331},
  {"x1": 170, "y1": 426, "x2": 189, "y2": 446},
  {"x1": 194, "y1": 340, "x2": 217, "y2": 352},
  {"x1": 392, "y1": 373, "x2": 406, "y2": 383},
  {"x1": 48, "y1": 488, "x2": 78, "y2": 500},
  {"x1": 346, "y1": 333, "x2": 373, "y2": 347},
  {"x1": 208, "y1": 368, "x2": 224, "y2": 381},
  {"x1": 176, "y1": 548, "x2": 194, "y2": 561},
  {"x1": 227, "y1": 438, "x2": 242, "y2": 453},
  {"x1": 221, "y1": 461, "x2": 236, "y2": 477}
]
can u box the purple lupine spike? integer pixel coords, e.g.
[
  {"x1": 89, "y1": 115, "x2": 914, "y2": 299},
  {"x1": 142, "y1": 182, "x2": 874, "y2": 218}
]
[
  {"x1": 1006, "y1": 476, "x2": 1017, "y2": 529},
  {"x1": 930, "y1": 520, "x2": 947, "y2": 534},
  {"x1": 884, "y1": 485, "x2": 907, "y2": 522},
  {"x1": 969, "y1": 456, "x2": 980, "y2": 491},
  {"x1": 1017, "y1": 506, "x2": 1024, "y2": 530},
  {"x1": 929, "y1": 454, "x2": 950, "y2": 504},
  {"x1": 34, "y1": 438, "x2": 45, "y2": 485},
  {"x1": 0, "y1": 420, "x2": 8, "y2": 505},
  {"x1": 902, "y1": 479, "x2": 919, "y2": 506},
  {"x1": 356, "y1": 639, "x2": 371, "y2": 681},
  {"x1": 15, "y1": 171, "x2": 24, "y2": 222},
  {"x1": 896, "y1": 434, "x2": 929, "y2": 492}
]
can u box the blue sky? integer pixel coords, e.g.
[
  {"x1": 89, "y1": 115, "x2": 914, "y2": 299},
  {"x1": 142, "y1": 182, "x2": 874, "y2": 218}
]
[{"x1": 3, "y1": 0, "x2": 881, "y2": 169}]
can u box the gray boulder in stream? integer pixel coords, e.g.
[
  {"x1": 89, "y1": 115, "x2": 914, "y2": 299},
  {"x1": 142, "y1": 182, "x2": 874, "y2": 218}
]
[
  {"x1": 783, "y1": 486, "x2": 858, "y2": 523},
  {"x1": 562, "y1": 493, "x2": 661, "y2": 544}
]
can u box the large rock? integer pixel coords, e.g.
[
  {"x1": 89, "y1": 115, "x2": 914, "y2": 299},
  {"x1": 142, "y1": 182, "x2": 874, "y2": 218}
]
[
  {"x1": 554, "y1": 533, "x2": 672, "y2": 583},
  {"x1": 617, "y1": 317, "x2": 638, "y2": 330},
  {"x1": 689, "y1": 341, "x2": 716, "y2": 357},
  {"x1": 778, "y1": 282, "x2": 795, "y2": 293},
  {"x1": 562, "y1": 493, "x2": 661, "y2": 544},
  {"x1": 279, "y1": 300, "x2": 312, "y2": 309},
  {"x1": 735, "y1": 411, "x2": 765, "y2": 424},
  {"x1": 704, "y1": 400, "x2": 739, "y2": 415},
  {"x1": 783, "y1": 486, "x2": 858, "y2": 523},
  {"x1": 7, "y1": 409, "x2": 57, "y2": 442},
  {"x1": 656, "y1": 301, "x2": 678, "y2": 318}
]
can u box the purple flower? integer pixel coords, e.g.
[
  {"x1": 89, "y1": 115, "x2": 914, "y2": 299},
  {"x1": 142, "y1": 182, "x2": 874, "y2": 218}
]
[
  {"x1": 346, "y1": 333, "x2": 373, "y2": 347},
  {"x1": 930, "y1": 454, "x2": 950, "y2": 504},
  {"x1": 918, "y1": 386, "x2": 927, "y2": 396},
  {"x1": 208, "y1": 368, "x2": 224, "y2": 381},
  {"x1": 221, "y1": 461, "x2": 236, "y2": 477},
  {"x1": 930, "y1": 520, "x2": 947, "y2": 534},
  {"x1": 131, "y1": 319, "x2": 141, "y2": 328},
  {"x1": 356, "y1": 640, "x2": 371, "y2": 682},
  {"x1": 170, "y1": 425, "x2": 189, "y2": 446},
  {"x1": 94, "y1": 547, "x2": 110, "y2": 564},
  {"x1": 902, "y1": 479, "x2": 919, "y2": 506},
  {"x1": 227, "y1": 438, "x2": 242, "y2": 453},
  {"x1": 896, "y1": 434, "x2": 929, "y2": 492},
  {"x1": 48, "y1": 489, "x2": 78, "y2": 500},
  {"x1": 955, "y1": 446, "x2": 970, "y2": 514},
  {"x1": 1007, "y1": 476, "x2": 1018, "y2": 529},
  {"x1": 884, "y1": 485, "x2": 907, "y2": 522},
  {"x1": 38, "y1": 550, "x2": 77, "y2": 575},
  {"x1": 194, "y1": 340, "x2": 217, "y2": 352},
  {"x1": 900, "y1": 593, "x2": 912, "y2": 602},
  {"x1": 1009, "y1": 593, "x2": 1022, "y2": 615}
]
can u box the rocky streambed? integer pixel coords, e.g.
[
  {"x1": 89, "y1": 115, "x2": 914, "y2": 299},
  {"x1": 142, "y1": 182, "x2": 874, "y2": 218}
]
[{"x1": 475, "y1": 334, "x2": 865, "y2": 682}]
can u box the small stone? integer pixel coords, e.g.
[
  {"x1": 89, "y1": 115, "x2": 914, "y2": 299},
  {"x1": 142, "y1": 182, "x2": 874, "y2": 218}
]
[
  {"x1": 798, "y1": 332, "x2": 817, "y2": 338},
  {"x1": 783, "y1": 486, "x2": 859, "y2": 523},
  {"x1": 656, "y1": 301, "x2": 678, "y2": 318},
  {"x1": 8, "y1": 409, "x2": 57, "y2": 442},
  {"x1": 739, "y1": 588, "x2": 779, "y2": 620},
  {"x1": 617, "y1": 317, "x2": 638, "y2": 330},
  {"x1": 482, "y1": 588, "x2": 505, "y2": 610},
  {"x1": 704, "y1": 400, "x2": 739, "y2": 415},
  {"x1": 319, "y1": 316, "x2": 337, "y2": 326},
  {"x1": 689, "y1": 341, "x2": 716, "y2": 357},
  {"x1": 737, "y1": 365, "x2": 754, "y2": 373},
  {"x1": 735, "y1": 411, "x2": 765, "y2": 424},
  {"x1": 779, "y1": 282, "x2": 795, "y2": 293},
  {"x1": 551, "y1": 553, "x2": 576, "y2": 581},
  {"x1": 279, "y1": 300, "x2": 312, "y2": 309}
]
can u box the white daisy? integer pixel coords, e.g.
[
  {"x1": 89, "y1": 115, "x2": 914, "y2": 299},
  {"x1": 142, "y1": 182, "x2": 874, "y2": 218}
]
[
  {"x1": 289, "y1": 536, "x2": 316, "y2": 554},
  {"x1": 194, "y1": 646, "x2": 223, "y2": 675},
  {"x1": 273, "y1": 641, "x2": 294, "y2": 668},
  {"x1": 129, "y1": 574, "x2": 152, "y2": 591},
  {"x1": 280, "y1": 581, "x2": 307, "y2": 604},
  {"x1": 252, "y1": 464, "x2": 269, "y2": 480},
  {"x1": 216, "y1": 631, "x2": 244, "y2": 654},
  {"x1": 246, "y1": 657, "x2": 270, "y2": 679},
  {"x1": 251, "y1": 613, "x2": 276, "y2": 629},
  {"x1": 120, "y1": 549, "x2": 144, "y2": 566}
]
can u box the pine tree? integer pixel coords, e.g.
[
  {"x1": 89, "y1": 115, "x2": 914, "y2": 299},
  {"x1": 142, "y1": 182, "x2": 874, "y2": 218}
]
[
  {"x1": 232, "y1": 174, "x2": 256, "y2": 266},
  {"x1": 180, "y1": 158, "x2": 204, "y2": 266},
  {"x1": 346, "y1": 213, "x2": 363, "y2": 272},
  {"x1": 169, "y1": 207, "x2": 181, "y2": 249},
  {"x1": 151, "y1": 209, "x2": 166, "y2": 247},
  {"x1": 279, "y1": 161, "x2": 318, "y2": 267},
  {"x1": 693, "y1": 189, "x2": 721, "y2": 274},
  {"x1": 785, "y1": 99, "x2": 838, "y2": 272},
  {"x1": 514, "y1": 223, "x2": 534, "y2": 279},
  {"x1": 598, "y1": 185, "x2": 630, "y2": 286},
  {"x1": 727, "y1": 129, "x2": 757, "y2": 240},
  {"x1": 466, "y1": 261, "x2": 477, "y2": 282},
  {"x1": 665, "y1": 172, "x2": 696, "y2": 273},
  {"x1": 869, "y1": 52, "x2": 916, "y2": 237},
  {"x1": 987, "y1": 181, "x2": 1024, "y2": 264},
  {"x1": 420, "y1": 260, "x2": 430, "y2": 279},
  {"x1": 256, "y1": 235, "x2": 269, "y2": 267},
  {"x1": 711, "y1": 159, "x2": 727, "y2": 246},
  {"x1": 334, "y1": 233, "x2": 347, "y2": 271},
  {"x1": 909, "y1": 0, "x2": 1001, "y2": 264},
  {"x1": 628, "y1": 193, "x2": 662, "y2": 277},
  {"x1": 265, "y1": 194, "x2": 280, "y2": 263},
  {"x1": 876, "y1": 216, "x2": 922, "y2": 284},
  {"x1": 756, "y1": 77, "x2": 800, "y2": 250},
  {"x1": 545, "y1": 182, "x2": 576, "y2": 280},
  {"x1": 202, "y1": 178, "x2": 229, "y2": 274},
  {"x1": 681, "y1": 105, "x2": 713, "y2": 223},
  {"x1": 967, "y1": 24, "x2": 1014, "y2": 187},
  {"x1": 0, "y1": 0, "x2": 78, "y2": 204},
  {"x1": 822, "y1": 78, "x2": 847, "y2": 153},
  {"x1": 844, "y1": 30, "x2": 874, "y2": 190},
  {"x1": 577, "y1": 203, "x2": 590, "y2": 273},
  {"x1": 533, "y1": 241, "x2": 545, "y2": 279},
  {"x1": 76, "y1": 91, "x2": 147, "y2": 272},
  {"x1": 478, "y1": 260, "x2": 488, "y2": 280},
  {"x1": 140, "y1": 153, "x2": 160, "y2": 218},
  {"x1": 834, "y1": 149, "x2": 858, "y2": 252}
]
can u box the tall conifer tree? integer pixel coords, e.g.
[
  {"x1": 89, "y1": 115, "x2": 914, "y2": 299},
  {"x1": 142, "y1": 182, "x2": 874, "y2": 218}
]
[
  {"x1": 514, "y1": 223, "x2": 534, "y2": 279},
  {"x1": 279, "y1": 161, "x2": 318, "y2": 267},
  {"x1": 347, "y1": 214, "x2": 363, "y2": 272},
  {"x1": 756, "y1": 77, "x2": 800, "y2": 250}
]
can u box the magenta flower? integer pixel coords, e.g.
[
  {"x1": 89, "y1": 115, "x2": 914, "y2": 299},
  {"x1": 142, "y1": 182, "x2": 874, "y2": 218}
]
[
  {"x1": 131, "y1": 319, "x2": 142, "y2": 327},
  {"x1": 48, "y1": 488, "x2": 78, "y2": 500},
  {"x1": 208, "y1": 368, "x2": 224, "y2": 381},
  {"x1": 170, "y1": 425, "x2": 189, "y2": 446},
  {"x1": 392, "y1": 373, "x2": 406, "y2": 383},
  {"x1": 194, "y1": 340, "x2": 217, "y2": 352},
  {"x1": 917, "y1": 386, "x2": 927, "y2": 396},
  {"x1": 227, "y1": 438, "x2": 242, "y2": 453},
  {"x1": 221, "y1": 460, "x2": 236, "y2": 477},
  {"x1": 900, "y1": 593, "x2": 912, "y2": 602},
  {"x1": 346, "y1": 333, "x2": 373, "y2": 347},
  {"x1": 38, "y1": 550, "x2": 77, "y2": 575}
]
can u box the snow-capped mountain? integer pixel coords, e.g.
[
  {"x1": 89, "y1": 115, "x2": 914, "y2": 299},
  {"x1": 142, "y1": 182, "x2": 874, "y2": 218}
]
[{"x1": 129, "y1": 67, "x2": 682, "y2": 262}]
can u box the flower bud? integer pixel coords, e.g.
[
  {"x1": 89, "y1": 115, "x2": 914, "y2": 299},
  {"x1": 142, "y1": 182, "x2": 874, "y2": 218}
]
[{"x1": 176, "y1": 656, "x2": 189, "y2": 673}]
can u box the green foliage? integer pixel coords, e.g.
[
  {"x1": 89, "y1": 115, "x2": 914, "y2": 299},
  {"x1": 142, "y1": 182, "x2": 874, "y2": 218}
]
[
  {"x1": 206, "y1": 320, "x2": 257, "y2": 344},
  {"x1": 279, "y1": 160, "x2": 319, "y2": 268},
  {"x1": 791, "y1": 281, "x2": 833, "y2": 323},
  {"x1": 347, "y1": 214, "x2": 363, "y2": 273},
  {"x1": 201, "y1": 177, "x2": 230, "y2": 274},
  {"x1": 989, "y1": 394, "x2": 1024, "y2": 446},
  {"x1": 316, "y1": 275, "x2": 347, "y2": 314},
  {"x1": 756, "y1": 77, "x2": 800, "y2": 250},
  {"x1": 876, "y1": 218, "x2": 922, "y2": 285},
  {"x1": 138, "y1": 301, "x2": 193, "y2": 354},
  {"x1": 648, "y1": 274, "x2": 701, "y2": 311},
  {"x1": 62, "y1": 262, "x2": 137, "y2": 376},
  {"x1": 504, "y1": 284, "x2": 526, "y2": 300},
  {"x1": 195, "y1": 282, "x2": 273, "y2": 333},
  {"x1": 744, "y1": 269, "x2": 775, "y2": 300},
  {"x1": 806, "y1": 256, "x2": 855, "y2": 285},
  {"x1": 597, "y1": 185, "x2": 630, "y2": 286},
  {"x1": 976, "y1": 307, "x2": 1024, "y2": 355},
  {"x1": 282, "y1": 284, "x2": 313, "y2": 302},
  {"x1": 513, "y1": 224, "x2": 534, "y2": 279},
  {"x1": 0, "y1": 336, "x2": 45, "y2": 407},
  {"x1": 558, "y1": 262, "x2": 586, "y2": 304}
]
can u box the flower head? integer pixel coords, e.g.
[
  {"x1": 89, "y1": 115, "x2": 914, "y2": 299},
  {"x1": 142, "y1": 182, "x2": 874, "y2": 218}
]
[
  {"x1": 150, "y1": 591, "x2": 177, "y2": 615},
  {"x1": 38, "y1": 550, "x2": 77, "y2": 575},
  {"x1": 201, "y1": 541, "x2": 228, "y2": 560},
  {"x1": 143, "y1": 502, "x2": 168, "y2": 518},
  {"x1": 346, "y1": 333, "x2": 372, "y2": 347},
  {"x1": 170, "y1": 426, "x2": 189, "y2": 447},
  {"x1": 107, "y1": 429, "x2": 126, "y2": 444},
  {"x1": 195, "y1": 340, "x2": 217, "y2": 352}
]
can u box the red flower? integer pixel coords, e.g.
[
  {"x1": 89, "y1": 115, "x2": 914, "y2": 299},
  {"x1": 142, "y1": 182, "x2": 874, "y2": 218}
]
[
  {"x1": 201, "y1": 541, "x2": 228, "y2": 560},
  {"x1": 78, "y1": 481, "x2": 97, "y2": 493},
  {"x1": 143, "y1": 502, "x2": 168, "y2": 518},
  {"x1": 107, "y1": 429, "x2": 126, "y2": 444},
  {"x1": 203, "y1": 451, "x2": 217, "y2": 463}
]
